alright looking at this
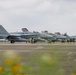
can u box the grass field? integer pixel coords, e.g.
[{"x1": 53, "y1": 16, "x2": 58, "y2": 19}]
[{"x1": 0, "y1": 43, "x2": 76, "y2": 75}]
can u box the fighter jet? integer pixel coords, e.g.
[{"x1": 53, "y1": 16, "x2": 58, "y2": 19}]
[
  {"x1": 0, "y1": 25, "x2": 38, "y2": 43},
  {"x1": 34, "y1": 31, "x2": 56, "y2": 43},
  {"x1": 54, "y1": 32, "x2": 76, "y2": 42}
]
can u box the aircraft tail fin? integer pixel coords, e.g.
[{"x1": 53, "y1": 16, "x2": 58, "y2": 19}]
[
  {"x1": 0, "y1": 25, "x2": 9, "y2": 38},
  {"x1": 21, "y1": 28, "x2": 29, "y2": 33}
]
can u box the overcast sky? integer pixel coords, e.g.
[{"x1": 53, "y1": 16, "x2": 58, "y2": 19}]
[{"x1": 0, "y1": 0, "x2": 76, "y2": 35}]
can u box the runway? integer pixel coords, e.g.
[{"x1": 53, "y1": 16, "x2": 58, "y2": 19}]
[
  {"x1": 0, "y1": 42, "x2": 47, "y2": 50},
  {"x1": 0, "y1": 42, "x2": 76, "y2": 50}
]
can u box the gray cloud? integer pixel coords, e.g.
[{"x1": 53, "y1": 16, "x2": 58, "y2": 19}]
[{"x1": 0, "y1": 0, "x2": 76, "y2": 35}]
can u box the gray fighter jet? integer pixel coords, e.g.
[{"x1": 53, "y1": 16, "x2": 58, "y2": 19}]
[{"x1": 0, "y1": 25, "x2": 38, "y2": 43}]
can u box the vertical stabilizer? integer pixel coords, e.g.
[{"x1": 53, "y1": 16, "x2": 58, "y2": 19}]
[
  {"x1": 21, "y1": 28, "x2": 29, "y2": 33},
  {"x1": 0, "y1": 25, "x2": 9, "y2": 38}
]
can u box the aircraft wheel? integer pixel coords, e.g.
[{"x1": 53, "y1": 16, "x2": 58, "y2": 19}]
[{"x1": 10, "y1": 40, "x2": 15, "y2": 43}]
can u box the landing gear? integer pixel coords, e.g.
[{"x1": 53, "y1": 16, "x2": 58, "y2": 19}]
[{"x1": 10, "y1": 40, "x2": 15, "y2": 43}]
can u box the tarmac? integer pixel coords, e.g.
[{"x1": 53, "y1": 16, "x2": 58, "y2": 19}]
[
  {"x1": 0, "y1": 42, "x2": 76, "y2": 50},
  {"x1": 0, "y1": 42, "x2": 45, "y2": 50}
]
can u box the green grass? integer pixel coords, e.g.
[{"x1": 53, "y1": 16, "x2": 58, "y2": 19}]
[{"x1": 0, "y1": 44, "x2": 76, "y2": 75}]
